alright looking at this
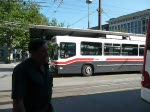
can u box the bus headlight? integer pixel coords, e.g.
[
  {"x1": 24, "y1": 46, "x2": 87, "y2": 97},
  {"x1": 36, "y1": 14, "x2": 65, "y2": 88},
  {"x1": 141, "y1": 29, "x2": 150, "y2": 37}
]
[{"x1": 59, "y1": 67, "x2": 63, "y2": 70}]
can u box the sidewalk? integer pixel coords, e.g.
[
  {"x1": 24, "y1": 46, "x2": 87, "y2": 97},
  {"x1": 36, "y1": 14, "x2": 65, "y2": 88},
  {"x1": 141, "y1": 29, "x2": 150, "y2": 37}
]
[
  {"x1": 0, "y1": 63, "x2": 13, "y2": 91},
  {"x1": 0, "y1": 62, "x2": 20, "y2": 69},
  {"x1": 0, "y1": 62, "x2": 20, "y2": 73}
]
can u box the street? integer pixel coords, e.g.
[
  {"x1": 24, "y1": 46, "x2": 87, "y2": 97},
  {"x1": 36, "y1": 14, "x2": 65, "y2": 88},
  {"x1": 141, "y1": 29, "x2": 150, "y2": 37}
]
[{"x1": 0, "y1": 63, "x2": 150, "y2": 112}]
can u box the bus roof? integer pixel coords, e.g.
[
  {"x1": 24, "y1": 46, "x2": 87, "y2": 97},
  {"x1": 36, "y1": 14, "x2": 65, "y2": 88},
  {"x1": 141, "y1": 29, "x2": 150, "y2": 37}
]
[
  {"x1": 29, "y1": 25, "x2": 145, "y2": 40},
  {"x1": 54, "y1": 35, "x2": 145, "y2": 44}
]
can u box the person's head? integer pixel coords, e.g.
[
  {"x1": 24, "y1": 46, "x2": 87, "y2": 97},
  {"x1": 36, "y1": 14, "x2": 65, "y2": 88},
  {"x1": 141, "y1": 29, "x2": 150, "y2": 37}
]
[{"x1": 28, "y1": 39, "x2": 49, "y2": 64}]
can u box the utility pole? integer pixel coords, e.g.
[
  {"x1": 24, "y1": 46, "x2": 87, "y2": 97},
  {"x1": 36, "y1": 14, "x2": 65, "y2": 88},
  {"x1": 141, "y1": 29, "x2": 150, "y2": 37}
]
[
  {"x1": 86, "y1": 0, "x2": 92, "y2": 29},
  {"x1": 98, "y1": 0, "x2": 102, "y2": 30},
  {"x1": 88, "y1": 4, "x2": 90, "y2": 28}
]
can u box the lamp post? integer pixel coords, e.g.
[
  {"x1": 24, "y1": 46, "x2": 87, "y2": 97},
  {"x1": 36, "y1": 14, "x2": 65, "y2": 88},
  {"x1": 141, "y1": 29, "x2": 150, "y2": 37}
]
[{"x1": 86, "y1": 0, "x2": 92, "y2": 29}]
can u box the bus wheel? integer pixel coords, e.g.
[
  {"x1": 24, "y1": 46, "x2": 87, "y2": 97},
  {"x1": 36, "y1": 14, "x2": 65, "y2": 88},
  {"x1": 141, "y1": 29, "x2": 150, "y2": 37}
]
[{"x1": 82, "y1": 65, "x2": 93, "y2": 76}]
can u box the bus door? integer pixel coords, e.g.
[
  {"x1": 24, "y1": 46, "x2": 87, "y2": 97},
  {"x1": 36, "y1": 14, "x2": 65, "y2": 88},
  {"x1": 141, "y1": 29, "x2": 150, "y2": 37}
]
[{"x1": 141, "y1": 18, "x2": 150, "y2": 102}]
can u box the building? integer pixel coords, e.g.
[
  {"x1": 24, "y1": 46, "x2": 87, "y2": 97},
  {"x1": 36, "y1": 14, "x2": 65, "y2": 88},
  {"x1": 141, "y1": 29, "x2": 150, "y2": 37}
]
[
  {"x1": 107, "y1": 9, "x2": 150, "y2": 34},
  {"x1": 90, "y1": 24, "x2": 109, "y2": 31}
]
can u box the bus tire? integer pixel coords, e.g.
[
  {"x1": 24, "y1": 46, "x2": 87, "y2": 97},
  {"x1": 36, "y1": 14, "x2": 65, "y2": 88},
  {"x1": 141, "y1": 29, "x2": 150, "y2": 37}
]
[{"x1": 82, "y1": 65, "x2": 93, "y2": 76}]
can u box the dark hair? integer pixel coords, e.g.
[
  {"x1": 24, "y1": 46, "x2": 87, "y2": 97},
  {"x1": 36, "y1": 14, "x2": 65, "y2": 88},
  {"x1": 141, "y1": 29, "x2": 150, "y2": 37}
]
[{"x1": 28, "y1": 39, "x2": 47, "y2": 53}]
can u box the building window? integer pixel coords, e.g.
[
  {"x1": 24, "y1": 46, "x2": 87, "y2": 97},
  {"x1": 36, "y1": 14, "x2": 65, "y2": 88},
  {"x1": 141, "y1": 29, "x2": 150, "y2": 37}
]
[
  {"x1": 142, "y1": 26, "x2": 146, "y2": 33},
  {"x1": 115, "y1": 26, "x2": 117, "y2": 30},
  {"x1": 128, "y1": 23, "x2": 130, "y2": 28},
  {"x1": 146, "y1": 19, "x2": 149, "y2": 24},
  {"x1": 131, "y1": 22, "x2": 134, "y2": 29},
  {"x1": 146, "y1": 25, "x2": 148, "y2": 31},
  {"x1": 112, "y1": 26, "x2": 114, "y2": 30},
  {"x1": 138, "y1": 27, "x2": 141, "y2": 34},
  {"x1": 135, "y1": 27, "x2": 138, "y2": 33},
  {"x1": 121, "y1": 24, "x2": 123, "y2": 30},
  {"x1": 123, "y1": 24, "x2": 126, "y2": 29},
  {"x1": 118, "y1": 25, "x2": 120, "y2": 31},
  {"x1": 109, "y1": 27, "x2": 111, "y2": 31},
  {"x1": 131, "y1": 28, "x2": 134, "y2": 33},
  {"x1": 128, "y1": 29, "x2": 130, "y2": 33},
  {"x1": 142, "y1": 20, "x2": 146, "y2": 25},
  {"x1": 135, "y1": 21, "x2": 138, "y2": 28},
  {"x1": 138, "y1": 21, "x2": 141, "y2": 27}
]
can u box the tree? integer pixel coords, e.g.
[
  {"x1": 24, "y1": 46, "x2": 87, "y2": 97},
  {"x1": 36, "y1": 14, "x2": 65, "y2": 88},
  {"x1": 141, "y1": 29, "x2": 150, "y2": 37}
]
[
  {"x1": 50, "y1": 18, "x2": 65, "y2": 27},
  {"x1": 0, "y1": 1, "x2": 64, "y2": 62},
  {"x1": 0, "y1": 1, "x2": 46, "y2": 61}
]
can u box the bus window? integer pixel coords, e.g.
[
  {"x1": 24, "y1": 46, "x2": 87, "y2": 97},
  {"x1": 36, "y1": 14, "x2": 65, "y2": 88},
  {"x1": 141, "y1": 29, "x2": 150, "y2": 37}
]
[
  {"x1": 81, "y1": 42, "x2": 102, "y2": 55},
  {"x1": 104, "y1": 43, "x2": 121, "y2": 56},
  {"x1": 104, "y1": 43, "x2": 113, "y2": 55},
  {"x1": 60, "y1": 42, "x2": 76, "y2": 59},
  {"x1": 139, "y1": 45, "x2": 145, "y2": 56},
  {"x1": 122, "y1": 44, "x2": 138, "y2": 56},
  {"x1": 113, "y1": 44, "x2": 121, "y2": 55}
]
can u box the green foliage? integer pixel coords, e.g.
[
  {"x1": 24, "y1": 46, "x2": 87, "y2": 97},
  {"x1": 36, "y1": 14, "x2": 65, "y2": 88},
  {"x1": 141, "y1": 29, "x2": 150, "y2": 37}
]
[
  {"x1": 0, "y1": 1, "x2": 49, "y2": 50},
  {"x1": 50, "y1": 18, "x2": 65, "y2": 27},
  {"x1": 0, "y1": 1, "x2": 65, "y2": 61}
]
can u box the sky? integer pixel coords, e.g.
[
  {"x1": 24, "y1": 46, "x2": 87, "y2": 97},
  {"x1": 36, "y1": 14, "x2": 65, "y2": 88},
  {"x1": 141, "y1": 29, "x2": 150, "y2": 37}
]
[{"x1": 34, "y1": 0, "x2": 149, "y2": 29}]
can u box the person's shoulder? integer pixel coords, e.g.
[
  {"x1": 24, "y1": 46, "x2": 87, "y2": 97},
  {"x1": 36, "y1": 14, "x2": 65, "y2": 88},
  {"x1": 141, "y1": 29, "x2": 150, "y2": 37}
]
[{"x1": 13, "y1": 58, "x2": 31, "y2": 72}]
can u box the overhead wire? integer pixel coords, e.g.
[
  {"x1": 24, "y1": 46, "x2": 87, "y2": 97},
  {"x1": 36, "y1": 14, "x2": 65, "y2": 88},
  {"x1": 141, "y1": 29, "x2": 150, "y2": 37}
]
[
  {"x1": 102, "y1": 11, "x2": 111, "y2": 19},
  {"x1": 26, "y1": 0, "x2": 145, "y2": 28},
  {"x1": 49, "y1": 0, "x2": 64, "y2": 19},
  {"x1": 41, "y1": 1, "x2": 56, "y2": 18},
  {"x1": 68, "y1": 10, "x2": 97, "y2": 28},
  {"x1": 48, "y1": 1, "x2": 142, "y2": 16}
]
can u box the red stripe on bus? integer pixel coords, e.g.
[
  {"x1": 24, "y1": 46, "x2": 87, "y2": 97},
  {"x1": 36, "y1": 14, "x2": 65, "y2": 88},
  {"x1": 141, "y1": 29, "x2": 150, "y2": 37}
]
[
  {"x1": 55, "y1": 58, "x2": 94, "y2": 65},
  {"x1": 106, "y1": 58, "x2": 143, "y2": 62},
  {"x1": 53, "y1": 57, "x2": 143, "y2": 65}
]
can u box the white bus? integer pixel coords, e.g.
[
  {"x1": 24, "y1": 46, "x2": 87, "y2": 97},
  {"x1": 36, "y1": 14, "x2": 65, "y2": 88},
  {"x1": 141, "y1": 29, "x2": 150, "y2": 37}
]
[
  {"x1": 50, "y1": 35, "x2": 145, "y2": 76},
  {"x1": 141, "y1": 18, "x2": 150, "y2": 103}
]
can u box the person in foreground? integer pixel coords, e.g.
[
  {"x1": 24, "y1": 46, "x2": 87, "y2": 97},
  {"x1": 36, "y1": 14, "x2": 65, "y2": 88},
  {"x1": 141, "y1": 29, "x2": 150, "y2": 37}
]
[{"x1": 11, "y1": 39, "x2": 54, "y2": 112}]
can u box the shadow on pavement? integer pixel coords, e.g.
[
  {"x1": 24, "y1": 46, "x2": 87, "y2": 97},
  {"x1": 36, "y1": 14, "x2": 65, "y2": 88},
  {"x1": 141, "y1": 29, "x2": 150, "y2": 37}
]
[
  {"x1": 52, "y1": 89, "x2": 150, "y2": 112},
  {"x1": 0, "y1": 89, "x2": 150, "y2": 112}
]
